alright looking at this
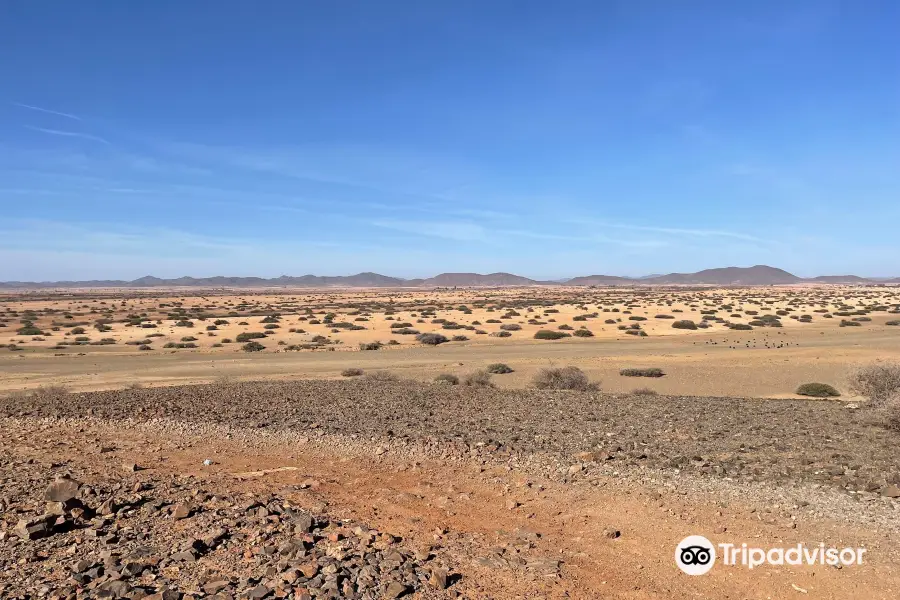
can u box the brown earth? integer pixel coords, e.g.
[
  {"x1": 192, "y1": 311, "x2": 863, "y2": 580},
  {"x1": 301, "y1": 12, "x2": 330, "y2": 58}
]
[{"x1": 1, "y1": 381, "x2": 899, "y2": 598}]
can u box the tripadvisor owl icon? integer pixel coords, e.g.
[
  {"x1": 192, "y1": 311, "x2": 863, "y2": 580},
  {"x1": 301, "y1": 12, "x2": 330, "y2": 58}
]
[{"x1": 676, "y1": 535, "x2": 716, "y2": 575}]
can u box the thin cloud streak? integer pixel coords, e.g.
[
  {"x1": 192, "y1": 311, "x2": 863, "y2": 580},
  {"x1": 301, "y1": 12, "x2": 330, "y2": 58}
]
[
  {"x1": 24, "y1": 125, "x2": 111, "y2": 145},
  {"x1": 13, "y1": 102, "x2": 83, "y2": 121}
]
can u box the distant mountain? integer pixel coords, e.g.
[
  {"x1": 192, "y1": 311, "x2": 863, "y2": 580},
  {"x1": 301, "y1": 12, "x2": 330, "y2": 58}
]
[
  {"x1": 644, "y1": 265, "x2": 801, "y2": 285},
  {"x1": 565, "y1": 275, "x2": 636, "y2": 286},
  {"x1": 418, "y1": 272, "x2": 541, "y2": 287},
  {"x1": 0, "y1": 266, "x2": 896, "y2": 289},
  {"x1": 807, "y1": 275, "x2": 874, "y2": 284},
  {"x1": 0, "y1": 273, "x2": 408, "y2": 289}
]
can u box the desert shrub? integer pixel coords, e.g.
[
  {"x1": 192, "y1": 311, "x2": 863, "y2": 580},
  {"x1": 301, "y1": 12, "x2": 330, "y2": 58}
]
[
  {"x1": 884, "y1": 396, "x2": 900, "y2": 432},
  {"x1": 242, "y1": 341, "x2": 265, "y2": 352},
  {"x1": 434, "y1": 373, "x2": 459, "y2": 385},
  {"x1": 359, "y1": 342, "x2": 383, "y2": 351},
  {"x1": 390, "y1": 322, "x2": 413, "y2": 329},
  {"x1": 655, "y1": 314, "x2": 674, "y2": 319},
  {"x1": 532, "y1": 366, "x2": 598, "y2": 391},
  {"x1": 180, "y1": 336, "x2": 197, "y2": 342},
  {"x1": 206, "y1": 325, "x2": 218, "y2": 331},
  {"x1": 631, "y1": 387, "x2": 658, "y2": 396},
  {"x1": 840, "y1": 320, "x2": 862, "y2": 327},
  {"x1": 729, "y1": 323, "x2": 753, "y2": 330},
  {"x1": 604, "y1": 319, "x2": 616, "y2": 324},
  {"x1": 671, "y1": 320, "x2": 697, "y2": 330},
  {"x1": 499, "y1": 323, "x2": 521, "y2": 331},
  {"x1": 534, "y1": 330, "x2": 571, "y2": 340},
  {"x1": 795, "y1": 382, "x2": 840, "y2": 398},
  {"x1": 17, "y1": 326, "x2": 43, "y2": 335},
  {"x1": 138, "y1": 344, "x2": 152, "y2": 351},
  {"x1": 214, "y1": 319, "x2": 229, "y2": 325},
  {"x1": 463, "y1": 370, "x2": 494, "y2": 387},
  {"x1": 486, "y1": 363, "x2": 514, "y2": 374},
  {"x1": 236, "y1": 332, "x2": 267, "y2": 342},
  {"x1": 70, "y1": 327, "x2": 86, "y2": 334},
  {"x1": 628, "y1": 316, "x2": 647, "y2": 321},
  {"x1": 557, "y1": 324, "x2": 573, "y2": 330},
  {"x1": 848, "y1": 362, "x2": 900, "y2": 406},
  {"x1": 365, "y1": 371, "x2": 400, "y2": 382},
  {"x1": 389, "y1": 326, "x2": 418, "y2": 335},
  {"x1": 573, "y1": 329, "x2": 594, "y2": 337},
  {"x1": 451, "y1": 335, "x2": 468, "y2": 341},
  {"x1": 886, "y1": 320, "x2": 900, "y2": 326},
  {"x1": 341, "y1": 368, "x2": 364, "y2": 377},
  {"x1": 175, "y1": 320, "x2": 194, "y2": 328},
  {"x1": 416, "y1": 333, "x2": 448, "y2": 345},
  {"x1": 620, "y1": 367, "x2": 665, "y2": 378}
]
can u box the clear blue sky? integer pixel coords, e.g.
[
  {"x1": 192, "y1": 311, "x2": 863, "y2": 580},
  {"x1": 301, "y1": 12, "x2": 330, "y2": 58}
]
[{"x1": 2, "y1": 1, "x2": 898, "y2": 280}]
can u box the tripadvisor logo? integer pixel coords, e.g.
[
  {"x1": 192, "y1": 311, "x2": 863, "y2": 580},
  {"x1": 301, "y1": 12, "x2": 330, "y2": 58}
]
[
  {"x1": 676, "y1": 535, "x2": 716, "y2": 575},
  {"x1": 675, "y1": 535, "x2": 867, "y2": 575}
]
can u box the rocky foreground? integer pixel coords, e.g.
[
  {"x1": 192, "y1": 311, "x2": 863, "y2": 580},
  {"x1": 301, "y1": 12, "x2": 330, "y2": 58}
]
[
  {"x1": 2, "y1": 379, "x2": 900, "y2": 598},
  {"x1": 1, "y1": 457, "x2": 453, "y2": 599}
]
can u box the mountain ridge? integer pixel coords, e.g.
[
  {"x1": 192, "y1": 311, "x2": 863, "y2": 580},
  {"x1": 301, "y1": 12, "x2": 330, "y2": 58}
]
[{"x1": 1, "y1": 265, "x2": 897, "y2": 289}]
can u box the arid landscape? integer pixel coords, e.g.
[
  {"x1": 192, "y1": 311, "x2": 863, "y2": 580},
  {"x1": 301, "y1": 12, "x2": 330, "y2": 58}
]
[
  {"x1": 2, "y1": 274, "x2": 900, "y2": 598},
  {"x1": 5, "y1": 2, "x2": 900, "y2": 597}
]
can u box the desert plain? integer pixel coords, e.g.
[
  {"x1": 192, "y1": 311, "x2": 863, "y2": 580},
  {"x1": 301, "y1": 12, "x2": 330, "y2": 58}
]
[{"x1": 2, "y1": 284, "x2": 900, "y2": 598}]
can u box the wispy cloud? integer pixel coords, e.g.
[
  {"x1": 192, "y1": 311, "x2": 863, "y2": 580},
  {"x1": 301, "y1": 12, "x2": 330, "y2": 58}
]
[
  {"x1": 575, "y1": 219, "x2": 774, "y2": 244},
  {"x1": 24, "y1": 125, "x2": 111, "y2": 145},
  {"x1": 371, "y1": 219, "x2": 489, "y2": 242},
  {"x1": 13, "y1": 102, "x2": 82, "y2": 121}
]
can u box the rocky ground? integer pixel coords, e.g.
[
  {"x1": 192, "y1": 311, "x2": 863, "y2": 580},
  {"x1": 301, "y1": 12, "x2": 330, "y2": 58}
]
[
  {"x1": 2, "y1": 380, "x2": 900, "y2": 598},
  {"x1": 4, "y1": 380, "x2": 900, "y2": 497},
  {"x1": 0, "y1": 458, "x2": 453, "y2": 599}
]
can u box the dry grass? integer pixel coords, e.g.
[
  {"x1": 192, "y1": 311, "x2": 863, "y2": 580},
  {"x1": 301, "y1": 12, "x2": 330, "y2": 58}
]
[
  {"x1": 532, "y1": 366, "x2": 599, "y2": 391},
  {"x1": 848, "y1": 362, "x2": 900, "y2": 406}
]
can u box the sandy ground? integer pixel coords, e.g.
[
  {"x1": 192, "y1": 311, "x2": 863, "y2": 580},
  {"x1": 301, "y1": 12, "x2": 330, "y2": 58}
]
[{"x1": 1, "y1": 285, "x2": 899, "y2": 398}]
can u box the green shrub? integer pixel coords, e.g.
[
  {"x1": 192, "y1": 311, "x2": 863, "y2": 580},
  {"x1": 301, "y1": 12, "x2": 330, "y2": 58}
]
[
  {"x1": 242, "y1": 341, "x2": 265, "y2": 352},
  {"x1": 795, "y1": 382, "x2": 840, "y2": 398},
  {"x1": 534, "y1": 330, "x2": 571, "y2": 340},
  {"x1": 620, "y1": 367, "x2": 665, "y2": 378},
  {"x1": 573, "y1": 328, "x2": 594, "y2": 337},
  {"x1": 671, "y1": 320, "x2": 697, "y2": 330}
]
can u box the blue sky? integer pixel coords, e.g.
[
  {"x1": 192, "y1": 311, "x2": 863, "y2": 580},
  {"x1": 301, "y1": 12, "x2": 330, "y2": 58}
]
[{"x1": 2, "y1": 1, "x2": 899, "y2": 280}]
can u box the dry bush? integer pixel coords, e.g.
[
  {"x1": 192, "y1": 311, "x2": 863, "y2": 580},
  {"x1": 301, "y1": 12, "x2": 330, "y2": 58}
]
[
  {"x1": 631, "y1": 387, "x2": 658, "y2": 396},
  {"x1": 365, "y1": 371, "x2": 400, "y2": 382},
  {"x1": 795, "y1": 382, "x2": 840, "y2": 398},
  {"x1": 341, "y1": 368, "x2": 364, "y2": 377},
  {"x1": 620, "y1": 368, "x2": 665, "y2": 378},
  {"x1": 532, "y1": 366, "x2": 599, "y2": 391},
  {"x1": 434, "y1": 373, "x2": 459, "y2": 385},
  {"x1": 884, "y1": 396, "x2": 900, "y2": 432},
  {"x1": 848, "y1": 362, "x2": 900, "y2": 406},
  {"x1": 534, "y1": 330, "x2": 571, "y2": 340},
  {"x1": 358, "y1": 342, "x2": 383, "y2": 351},
  {"x1": 416, "y1": 333, "x2": 449, "y2": 345},
  {"x1": 463, "y1": 370, "x2": 494, "y2": 387},
  {"x1": 486, "y1": 363, "x2": 514, "y2": 374}
]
